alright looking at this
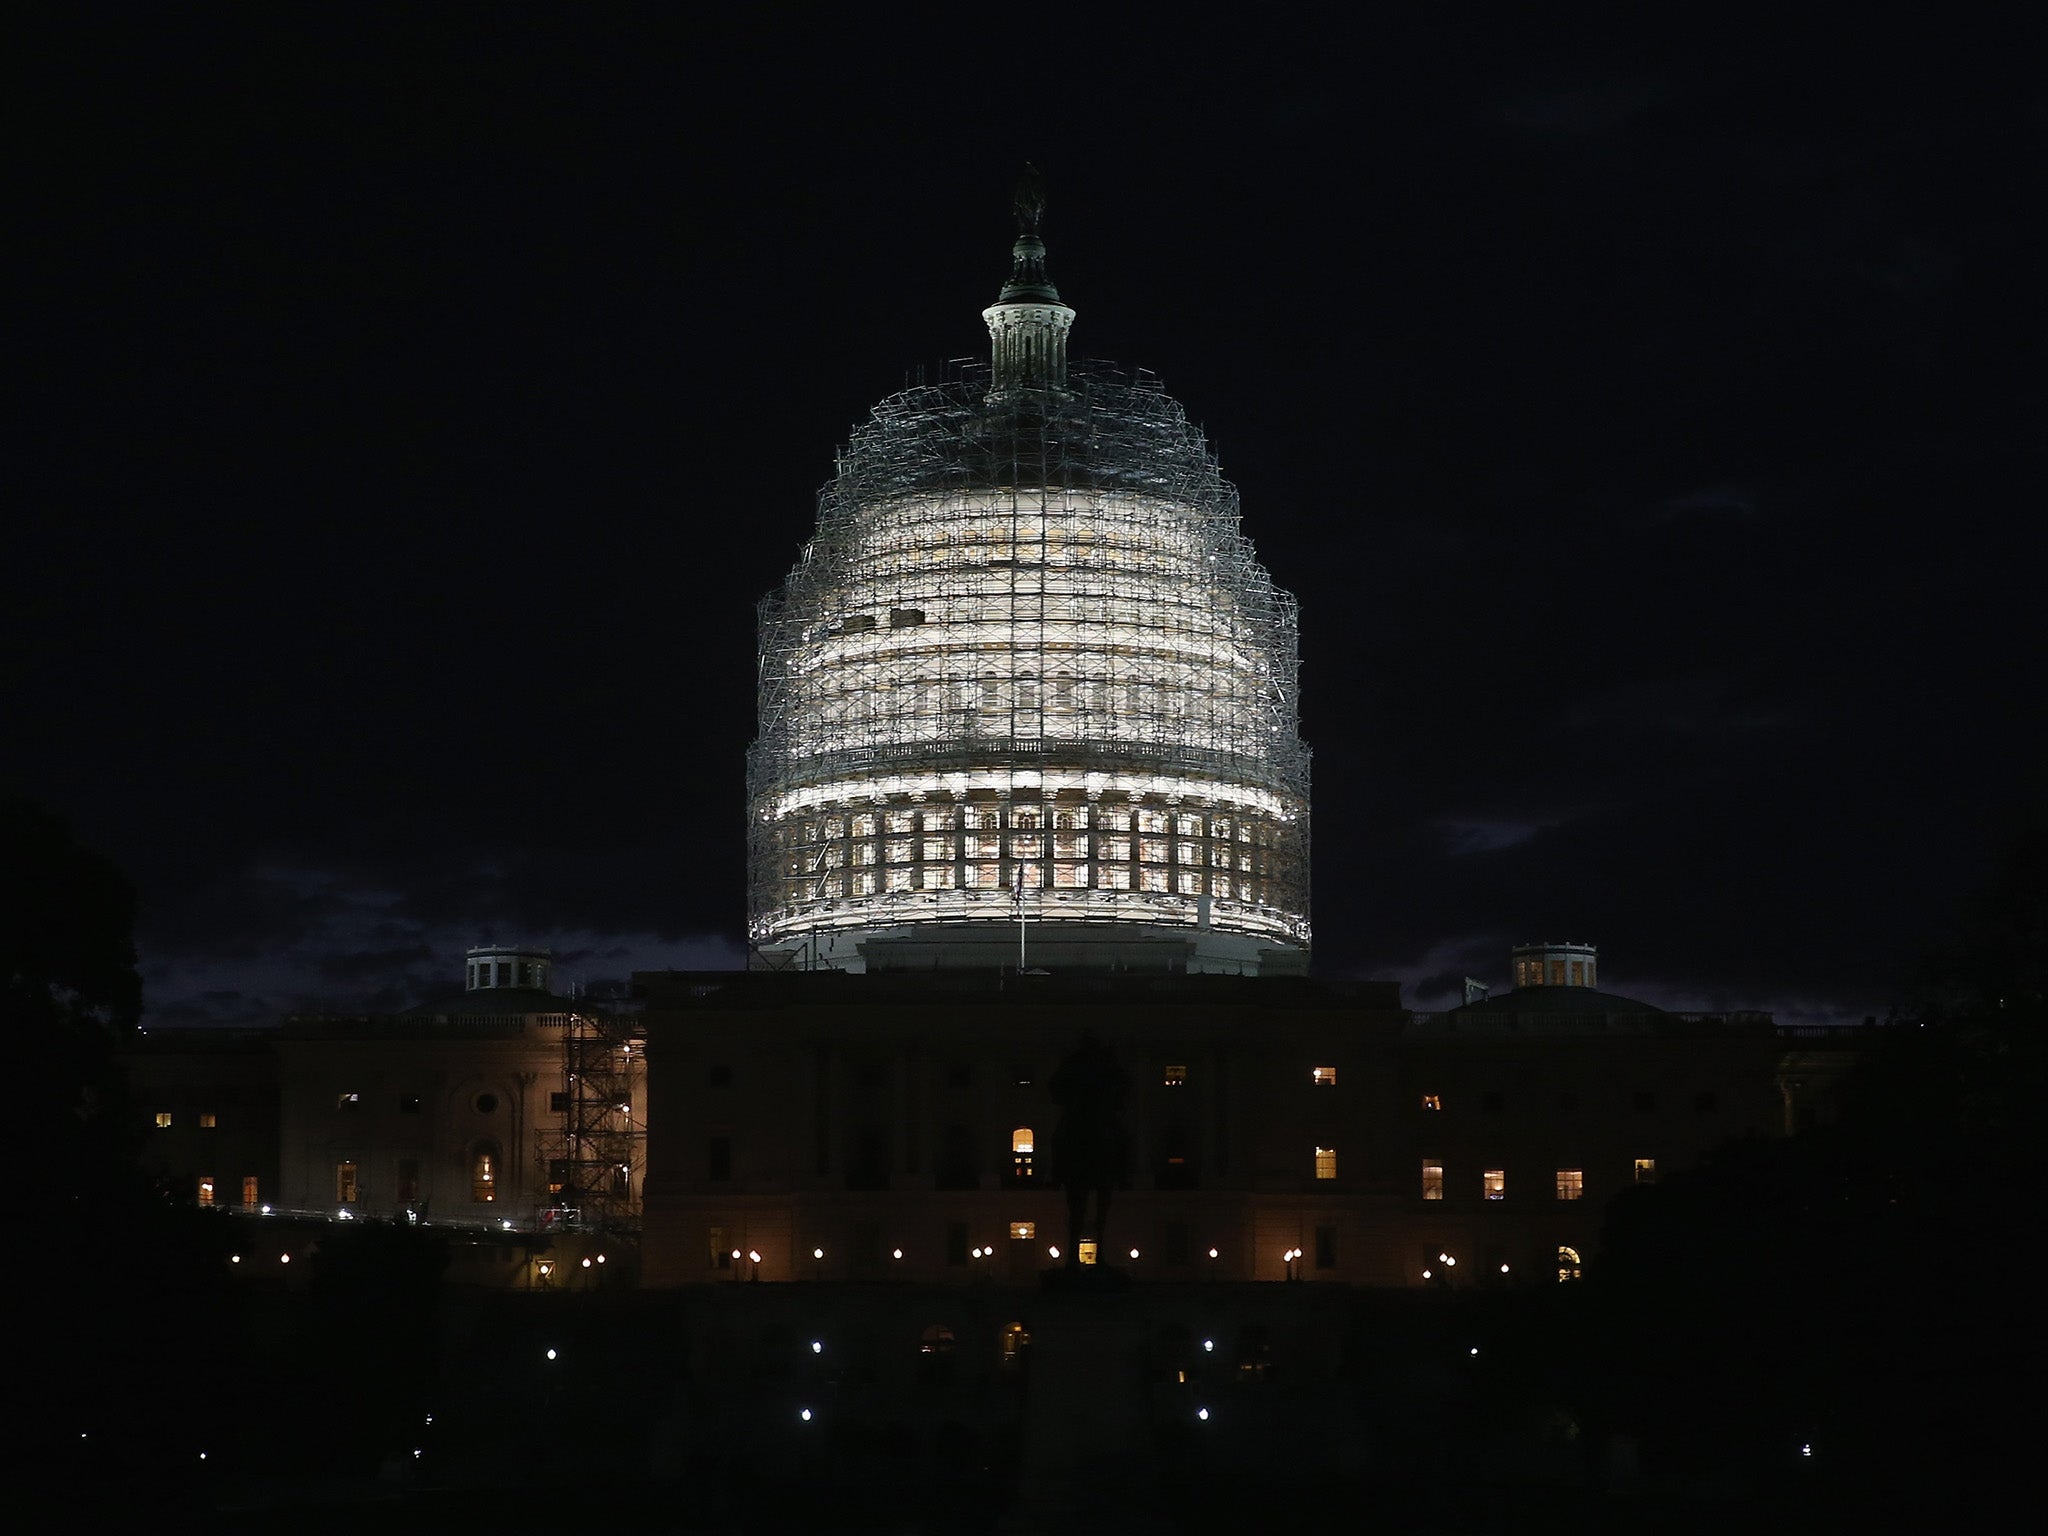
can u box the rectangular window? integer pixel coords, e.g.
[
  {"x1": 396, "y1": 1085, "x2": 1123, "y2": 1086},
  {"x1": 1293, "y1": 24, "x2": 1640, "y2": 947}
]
[
  {"x1": 709, "y1": 1226, "x2": 731, "y2": 1270},
  {"x1": 1421, "y1": 1160, "x2": 1444, "y2": 1200},
  {"x1": 851, "y1": 813, "x2": 877, "y2": 837},
  {"x1": 198, "y1": 1112, "x2": 218, "y2": 1130},
  {"x1": 922, "y1": 837, "x2": 952, "y2": 861},
  {"x1": 1634, "y1": 1157, "x2": 1657, "y2": 1184},
  {"x1": 887, "y1": 810, "x2": 915, "y2": 834},
  {"x1": 1484, "y1": 1168, "x2": 1505, "y2": 1200},
  {"x1": 1137, "y1": 810, "x2": 1168, "y2": 834},
  {"x1": 886, "y1": 839, "x2": 913, "y2": 863},
  {"x1": 549, "y1": 1090, "x2": 571, "y2": 1113},
  {"x1": 1140, "y1": 868, "x2": 1168, "y2": 892},
  {"x1": 1097, "y1": 808, "x2": 1130, "y2": 832},
  {"x1": 154, "y1": 1111, "x2": 172, "y2": 1129},
  {"x1": 1556, "y1": 1169, "x2": 1585, "y2": 1200},
  {"x1": 1421, "y1": 1093, "x2": 1442, "y2": 1111},
  {"x1": 1163, "y1": 1064, "x2": 1187, "y2": 1087},
  {"x1": 1176, "y1": 870, "x2": 1203, "y2": 894},
  {"x1": 1053, "y1": 833, "x2": 1087, "y2": 858},
  {"x1": 1009, "y1": 1221, "x2": 1036, "y2": 1241},
  {"x1": 1077, "y1": 1239, "x2": 1099, "y2": 1266},
  {"x1": 1053, "y1": 861, "x2": 1085, "y2": 888},
  {"x1": 852, "y1": 871, "x2": 877, "y2": 895},
  {"x1": 886, "y1": 867, "x2": 913, "y2": 891},
  {"x1": 336, "y1": 1160, "x2": 358, "y2": 1203},
  {"x1": 1314, "y1": 1146, "x2": 1337, "y2": 1180},
  {"x1": 1140, "y1": 838, "x2": 1169, "y2": 863},
  {"x1": 1102, "y1": 865, "x2": 1131, "y2": 890},
  {"x1": 924, "y1": 864, "x2": 956, "y2": 889},
  {"x1": 1009, "y1": 834, "x2": 1043, "y2": 859},
  {"x1": 708, "y1": 1136, "x2": 732, "y2": 1181},
  {"x1": 241, "y1": 1176, "x2": 259, "y2": 1208},
  {"x1": 1311, "y1": 1066, "x2": 1337, "y2": 1086},
  {"x1": 196, "y1": 1176, "x2": 215, "y2": 1206},
  {"x1": 1315, "y1": 1224, "x2": 1337, "y2": 1269},
  {"x1": 1099, "y1": 836, "x2": 1131, "y2": 862}
]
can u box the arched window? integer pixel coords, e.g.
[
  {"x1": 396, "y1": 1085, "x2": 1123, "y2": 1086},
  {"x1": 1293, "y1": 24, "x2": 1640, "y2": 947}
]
[
  {"x1": 472, "y1": 1144, "x2": 500, "y2": 1203},
  {"x1": 1557, "y1": 1245, "x2": 1583, "y2": 1283},
  {"x1": 1011, "y1": 1128, "x2": 1035, "y2": 1181}
]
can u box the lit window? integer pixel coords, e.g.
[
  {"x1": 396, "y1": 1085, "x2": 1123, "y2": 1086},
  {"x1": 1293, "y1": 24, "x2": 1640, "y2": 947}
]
[
  {"x1": 1314, "y1": 1146, "x2": 1337, "y2": 1180},
  {"x1": 1484, "y1": 1168, "x2": 1505, "y2": 1200},
  {"x1": 886, "y1": 867, "x2": 913, "y2": 892},
  {"x1": 154, "y1": 1111, "x2": 172, "y2": 1129},
  {"x1": 1311, "y1": 1066, "x2": 1336, "y2": 1086},
  {"x1": 1176, "y1": 870, "x2": 1202, "y2": 894},
  {"x1": 1077, "y1": 1240, "x2": 1099, "y2": 1266},
  {"x1": 1009, "y1": 1221, "x2": 1036, "y2": 1240},
  {"x1": 1175, "y1": 813, "x2": 1202, "y2": 836},
  {"x1": 472, "y1": 1147, "x2": 497, "y2": 1202},
  {"x1": 1009, "y1": 834, "x2": 1043, "y2": 859},
  {"x1": 886, "y1": 839, "x2": 913, "y2": 863},
  {"x1": 925, "y1": 864, "x2": 955, "y2": 889},
  {"x1": 1163, "y1": 1065, "x2": 1187, "y2": 1087},
  {"x1": 1102, "y1": 866, "x2": 1131, "y2": 890},
  {"x1": 1557, "y1": 1245, "x2": 1583, "y2": 1283},
  {"x1": 1140, "y1": 868, "x2": 1168, "y2": 892},
  {"x1": 1140, "y1": 839, "x2": 1169, "y2": 863},
  {"x1": 1549, "y1": 960, "x2": 1565, "y2": 985},
  {"x1": 336, "y1": 1160, "x2": 359, "y2": 1204},
  {"x1": 851, "y1": 813, "x2": 876, "y2": 837},
  {"x1": 922, "y1": 837, "x2": 952, "y2": 861},
  {"x1": 1012, "y1": 1128, "x2": 1035, "y2": 1180},
  {"x1": 887, "y1": 810, "x2": 915, "y2": 834},
  {"x1": 1421, "y1": 1093, "x2": 1442, "y2": 1111},
  {"x1": 199, "y1": 1112, "x2": 218, "y2": 1130},
  {"x1": 1421, "y1": 1160, "x2": 1444, "y2": 1199},
  {"x1": 241, "y1": 1176, "x2": 258, "y2": 1207},
  {"x1": 1099, "y1": 836, "x2": 1130, "y2": 862},
  {"x1": 1555, "y1": 1169, "x2": 1584, "y2": 1201},
  {"x1": 196, "y1": 1176, "x2": 215, "y2": 1206},
  {"x1": 1634, "y1": 1158, "x2": 1657, "y2": 1184},
  {"x1": 1569, "y1": 960, "x2": 1583, "y2": 985},
  {"x1": 1137, "y1": 810, "x2": 1167, "y2": 834}
]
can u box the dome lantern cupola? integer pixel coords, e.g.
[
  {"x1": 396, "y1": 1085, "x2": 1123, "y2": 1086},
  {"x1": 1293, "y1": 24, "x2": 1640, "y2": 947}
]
[{"x1": 982, "y1": 163, "x2": 1076, "y2": 395}]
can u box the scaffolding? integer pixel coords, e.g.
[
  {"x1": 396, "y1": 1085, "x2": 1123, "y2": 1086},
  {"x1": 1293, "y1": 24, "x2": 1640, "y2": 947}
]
[
  {"x1": 535, "y1": 1006, "x2": 646, "y2": 1233},
  {"x1": 748, "y1": 356, "x2": 1311, "y2": 961}
]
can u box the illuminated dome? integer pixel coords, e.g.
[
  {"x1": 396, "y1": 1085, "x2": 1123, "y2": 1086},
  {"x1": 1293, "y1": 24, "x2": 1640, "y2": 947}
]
[{"x1": 747, "y1": 173, "x2": 1310, "y2": 973}]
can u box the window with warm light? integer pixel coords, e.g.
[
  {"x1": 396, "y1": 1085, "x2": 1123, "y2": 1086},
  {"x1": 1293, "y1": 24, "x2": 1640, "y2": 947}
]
[
  {"x1": 154, "y1": 1111, "x2": 172, "y2": 1129},
  {"x1": 241, "y1": 1175, "x2": 259, "y2": 1207},
  {"x1": 1483, "y1": 1168, "x2": 1505, "y2": 1200},
  {"x1": 1555, "y1": 1168, "x2": 1584, "y2": 1201},
  {"x1": 197, "y1": 1176, "x2": 215, "y2": 1206},
  {"x1": 198, "y1": 1112, "x2": 218, "y2": 1130},
  {"x1": 1421, "y1": 1093, "x2": 1442, "y2": 1111},
  {"x1": 1012, "y1": 1127, "x2": 1035, "y2": 1180},
  {"x1": 1009, "y1": 1221, "x2": 1035, "y2": 1240},
  {"x1": 1634, "y1": 1157, "x2": 1657, "y2": 1184},
  {"x1": 336, "y1": 1160, "x2": 359, "y2": 1203},
  {"x1": 1557, "y1": 1245, "x2": 1583, "y2": 1283},
  {"x1": 1421, "y1": 1160, "x2": 1444, "y2": 1200},
  {"x1": 471, "y1": 1146, "x2": 497, "y2": 1202},
  {"x1": 1163, "y1": 1064, "x2": 1187, "y2": 1087},
  {"x1": 1077, "y1": 1240, "x2": 1098, "y2": 1266},
  {"x1": 1311, "y1": 1066, "x2": 1336, "y2": 1086},
  {"x1": 1314, "y1": 1146, "x2": 1337, "y2": 1180}
]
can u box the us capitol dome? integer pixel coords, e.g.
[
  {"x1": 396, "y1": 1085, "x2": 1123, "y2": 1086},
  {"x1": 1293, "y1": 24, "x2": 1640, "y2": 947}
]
[{"x1": 747, "y1": 171, "x2": 1310, "y2": 975}]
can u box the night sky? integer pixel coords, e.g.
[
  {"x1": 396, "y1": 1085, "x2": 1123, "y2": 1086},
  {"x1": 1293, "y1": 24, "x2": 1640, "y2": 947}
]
[{"x1": 13, "y1": 10, "x2": 2039, "y2": 1027}]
